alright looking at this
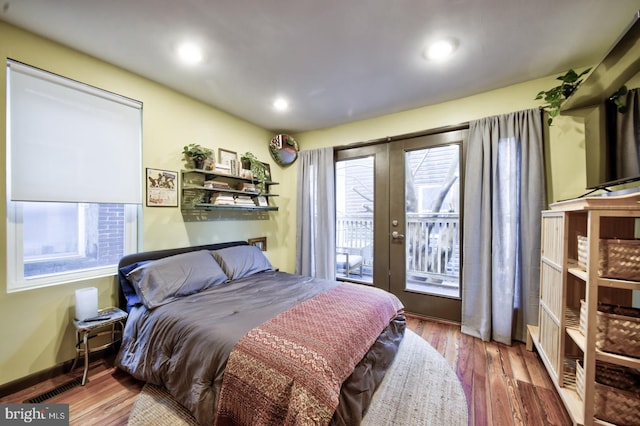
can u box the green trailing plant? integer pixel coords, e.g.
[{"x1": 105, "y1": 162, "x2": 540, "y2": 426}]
[
  {"x1": 535, "y1": 67, "x2": 591, "y2": 125},
  {"x1": 610, "y1": 85, "x2": 628, "y2": 113},
  {"x1": 182, "y1": 143, "x2": 213, "y2": 169},
  {"x1": 241, "y1": 152, "x2": 268, "y2": 182}
]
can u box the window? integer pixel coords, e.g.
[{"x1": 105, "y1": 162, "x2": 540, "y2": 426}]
[
  {"x1": 23, "y1": 203, "x2": 82, "y2": 262},
  {"x1": 6, "y1": 61, "x2": 141, "y2": 291},
  {"x1": 7, "y1": 202, "x2": 138, "y2": 290}
]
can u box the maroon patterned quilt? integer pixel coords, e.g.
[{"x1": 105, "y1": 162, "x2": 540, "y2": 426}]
[{"x1": 215, "y1": 283, "x2": 404, "y2": 426}]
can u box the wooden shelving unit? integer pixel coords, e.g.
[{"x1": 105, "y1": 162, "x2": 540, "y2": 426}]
[
  {"x1": 528, "y1": 192, "x2": 640, "y2": 425},
  {"x1": 530, "y1": 15, "x2": 640, "y2": 420}
]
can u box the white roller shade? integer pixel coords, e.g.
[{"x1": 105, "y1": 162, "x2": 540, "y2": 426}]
[{"x1": 7, "y1": 60, "x2": 142, "y2": 204}]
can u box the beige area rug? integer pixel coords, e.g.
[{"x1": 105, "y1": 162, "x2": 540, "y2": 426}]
[{"x1": 127, "y1": 330, "x2": 468, "y2": 425}]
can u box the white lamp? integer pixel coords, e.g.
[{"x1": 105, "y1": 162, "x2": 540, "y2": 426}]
[{"x1": 75, "y1": 287, "x2": 98, "y2": 321}]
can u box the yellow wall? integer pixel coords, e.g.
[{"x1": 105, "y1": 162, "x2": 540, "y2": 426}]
[
  {"x1": 0, "y1": 22, "x2": 293, "y2": 386},
  {"x1": 1, "y1": 20, "x2": 592, "y2": 387},
  {"x1": 295, "y1": 75, "x2": 588, "y2": 204},
  {"x1": 276, "y1": 75, "x2": 589, "y2": 269}
]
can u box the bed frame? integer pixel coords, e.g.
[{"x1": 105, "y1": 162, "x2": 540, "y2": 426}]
[{"x1": 116, "y1": 240, "x2": 248, "y2": 311}]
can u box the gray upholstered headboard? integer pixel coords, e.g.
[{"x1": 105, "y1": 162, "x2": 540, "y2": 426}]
[{"x1": 116, "y1": 240, "x2": 248, "y2": 311}]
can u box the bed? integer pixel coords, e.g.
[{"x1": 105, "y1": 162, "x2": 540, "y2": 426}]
[{"x1": 115, "y1": 241, "x2": 405, "y2": 426}]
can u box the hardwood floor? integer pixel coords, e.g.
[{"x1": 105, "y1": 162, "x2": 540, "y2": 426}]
[
  {"x1": 0, "y1": 315, "x2": 571, "y2": 425},
  {"x1": 406, "y1": 316, "x2": 571, "y2": 426}
]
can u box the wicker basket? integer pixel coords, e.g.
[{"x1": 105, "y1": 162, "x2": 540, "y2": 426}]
[
  {"x1": 579, "y1": 300, "x2": 640, "y2": 359},
  {"x1": 577, "y1": 235, "x2": 588, "y2": 270},
  {"x1": 576, "y1": 359, "x2": 640, "y2": 425},
  {"x1": 599, "y1": 239, "x2": 640, "y2": 281}
]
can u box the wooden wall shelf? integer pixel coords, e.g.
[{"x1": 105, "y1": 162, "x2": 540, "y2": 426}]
[{"x1": 181, "y1": 169, "x2": 279, "y2": 213}]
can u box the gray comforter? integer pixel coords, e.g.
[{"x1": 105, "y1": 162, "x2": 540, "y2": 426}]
[{"x1": 116, "y1": 270, "x2": 404, "y2": 425}]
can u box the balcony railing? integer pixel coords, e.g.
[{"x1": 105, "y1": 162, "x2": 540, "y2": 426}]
[
  {"x1": 336, "y1": 213, "x2": 460, "y2": 292},
  {"x1": 406, "y1": 212, "x2": 459, "y2": 285},
  {"x1": 336, "y1": 214, "x2": 374, "y2": 273}
]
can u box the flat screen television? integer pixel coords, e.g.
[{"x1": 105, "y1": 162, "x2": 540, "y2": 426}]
[{"x1": 584, "y1": 89, "x2": 640, "y2": 192}]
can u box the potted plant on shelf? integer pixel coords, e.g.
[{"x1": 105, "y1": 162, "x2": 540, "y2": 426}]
[
  {"x1": 182, "y1": 143, "x2": 213, "y2": 169},
  {"x1": 241, "y1": 152, "x2": 270, "y2": 190},
  {"x1": 535, "y1": 67, "x2": 591, "y2": 126},
  {"x1": 241, "y1": 152, "x2": 268, "y2": 180}
]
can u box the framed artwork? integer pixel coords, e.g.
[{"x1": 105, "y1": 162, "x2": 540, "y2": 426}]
[
  {"x1": 218, "y1": 148, "x2": 238, "y2": 174},
  {"x1": 146, "y1": 168, "x2": 178, "y2": 207},
  {"x1": 248, "y1": 236, "x2": 267, "y2": 251}
]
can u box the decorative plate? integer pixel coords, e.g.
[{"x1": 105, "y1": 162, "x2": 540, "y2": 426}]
[{"x1": 269, "y1": 134, "x2": 299, "y2": 166}]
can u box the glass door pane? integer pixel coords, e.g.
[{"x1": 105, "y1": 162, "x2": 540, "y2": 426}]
[
  {"x1": 404, "y1": 145, "x2": 460, "y2": 297},
  {"x1": 335, "y1": 156, "x2": 374, "y2": 284}
]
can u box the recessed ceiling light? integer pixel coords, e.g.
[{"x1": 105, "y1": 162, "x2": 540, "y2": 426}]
[
  {"x1": 273, "y1": 98, "x2": 289, "y2": 112},
  {"x1": 177, "y1": 42, "x2": 203, "y2": 65},
  {"x1": 424, "y1": 39, "x2": 457, "y2": 61}
]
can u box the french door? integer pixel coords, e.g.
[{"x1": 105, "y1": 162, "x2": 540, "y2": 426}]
[
  {"x1": 336, "y1": 129, "x2": 466, "y2": 321},
  {"x1": 335, "y1": 144, "x2": 389, "y2": 287},
  {"x1": 389, "y1": 130, "x2": 466, "y2": 322}
]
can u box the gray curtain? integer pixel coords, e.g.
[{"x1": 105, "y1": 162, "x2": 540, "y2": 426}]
[
  {"x1": 461, "y1": 108, "x2": 545, "y2": 344},
  {"x1": 295, "y1": 147, "x2": 336, "y2": 279},
  {"x1": 615, "y1": 87, "x2": 640, "y2": 177}
]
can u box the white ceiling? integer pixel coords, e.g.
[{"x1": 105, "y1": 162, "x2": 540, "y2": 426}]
[{"x1": 2, "y1": 1, "x2": 640, "y2": 133}]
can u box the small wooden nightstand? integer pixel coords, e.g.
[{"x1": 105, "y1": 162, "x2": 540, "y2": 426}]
[{"x1": 70, "y1": 307, "x2": 128, "y2": 385}]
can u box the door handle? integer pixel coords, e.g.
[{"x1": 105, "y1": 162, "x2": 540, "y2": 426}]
[{"x1": 391, "y1": 231, "x2": 405, "y2": 240}]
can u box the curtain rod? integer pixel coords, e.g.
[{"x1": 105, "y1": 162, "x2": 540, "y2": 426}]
[{"x1": 334, "y1": 122, "x2": 470, "y2": 151}]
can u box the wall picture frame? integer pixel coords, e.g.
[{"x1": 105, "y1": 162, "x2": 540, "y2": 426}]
[
  {"x1": 146, "y1": 168, "x2": 178, "y2": 207},
  {"x1": 248, "y1": 236, "x2": 267, "y2": 251},
  {"x1": 218, "y1": 148, "x2": 238, "y2": 175}
]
